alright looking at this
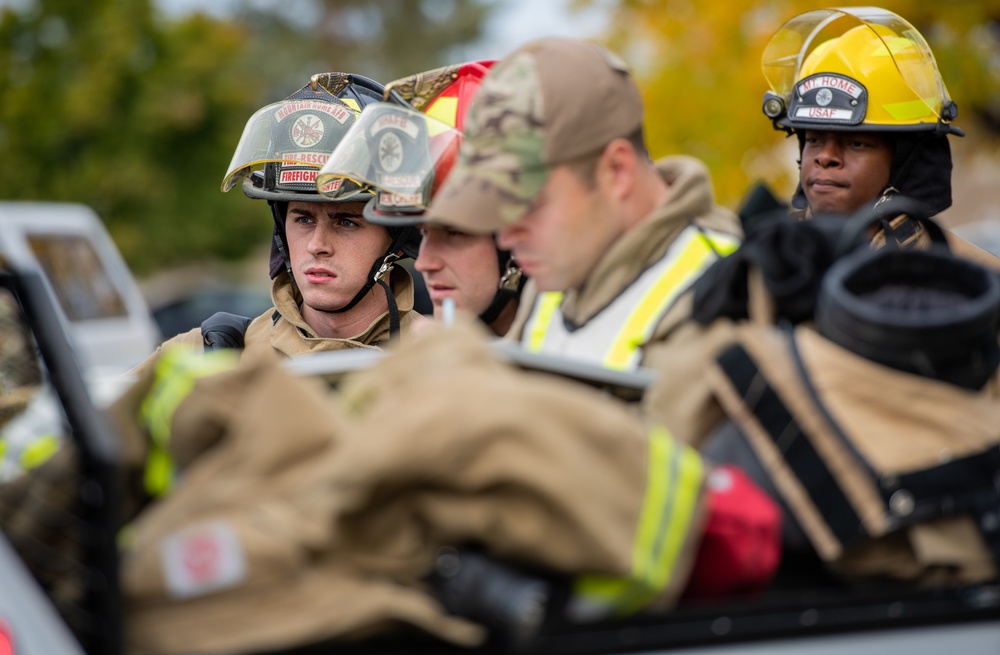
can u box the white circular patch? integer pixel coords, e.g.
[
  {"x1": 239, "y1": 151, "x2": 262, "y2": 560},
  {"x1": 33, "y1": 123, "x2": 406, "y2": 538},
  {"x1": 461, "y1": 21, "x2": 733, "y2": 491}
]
[
  {"x1": 378, "y1": 132, "x2": 403, "y2": 173},
  {"x1": 707, "y1": 467, "x2": 734, "y2": 492},
  {"x1": 291, "y1": 113, "x2": 325, "y2": 148},
  {"x1": 816, "y1": 88, "x2": 833, "y2": 107}
]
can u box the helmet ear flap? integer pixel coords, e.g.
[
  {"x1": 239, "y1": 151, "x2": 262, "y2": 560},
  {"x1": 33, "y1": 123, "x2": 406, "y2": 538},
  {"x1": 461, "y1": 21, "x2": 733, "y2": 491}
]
[
  {"x1": 390, "y1": 224, "x2": 422, "y2": 260},
  {"x1": 268, "y1": 200, "x2": 291, "y2": 280}
]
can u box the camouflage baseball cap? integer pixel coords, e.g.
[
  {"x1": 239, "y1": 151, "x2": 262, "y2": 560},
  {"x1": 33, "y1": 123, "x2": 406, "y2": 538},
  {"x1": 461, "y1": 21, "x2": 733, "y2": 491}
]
[{"x1": 424, "y1": 37, "x2": 644, "y2": 233}]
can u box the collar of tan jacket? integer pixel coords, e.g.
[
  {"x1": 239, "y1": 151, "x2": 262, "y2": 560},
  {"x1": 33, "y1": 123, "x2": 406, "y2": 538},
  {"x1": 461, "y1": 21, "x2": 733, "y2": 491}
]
[
  {"x1": 267, "y1": 266, "x2": 419, "y2": 355},
  {"x1": 557, "y1": 154, "x2": 740, "y2": 326}
]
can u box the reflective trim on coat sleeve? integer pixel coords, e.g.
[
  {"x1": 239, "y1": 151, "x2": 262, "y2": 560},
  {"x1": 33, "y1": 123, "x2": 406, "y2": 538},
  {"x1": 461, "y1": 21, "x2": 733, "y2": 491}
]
[
  {"x1": 571, "y1": 426, "x2": 705, "y2": 619},
  {"x1": 139, "y1": 346, "x2": 238, "y2": 497}
]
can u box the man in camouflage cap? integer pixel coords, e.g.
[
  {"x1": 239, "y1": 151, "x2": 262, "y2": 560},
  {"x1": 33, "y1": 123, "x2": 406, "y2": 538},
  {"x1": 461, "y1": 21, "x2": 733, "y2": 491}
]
[{"x1": 426, "y1": 38, "x2": 742, "y2": 439}]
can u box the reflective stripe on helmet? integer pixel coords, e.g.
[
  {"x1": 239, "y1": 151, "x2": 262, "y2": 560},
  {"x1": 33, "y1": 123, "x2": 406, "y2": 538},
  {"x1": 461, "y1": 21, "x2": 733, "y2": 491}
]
[
  {"x1": 140, "y1": 346, "x2": 239, "y2": 497},
  {"x1": 524, "y1": 226, "x2": 739, "y2": 370},
  {"x1": 571, "y1": 427, "x2": 705, "y2": 617}
]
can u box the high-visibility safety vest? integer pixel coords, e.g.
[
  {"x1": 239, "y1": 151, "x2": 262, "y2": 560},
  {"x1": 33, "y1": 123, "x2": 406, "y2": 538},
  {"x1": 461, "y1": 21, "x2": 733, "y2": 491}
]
[
  {"x1": 569, "y1": 426, "x2": 705, "y2": 619},
  {"x1": 140, "y1": 346, "x2": 239, "y2": 497},
  {"x1": 523, "y1": 226, "x2": 740, "y2": 371}
]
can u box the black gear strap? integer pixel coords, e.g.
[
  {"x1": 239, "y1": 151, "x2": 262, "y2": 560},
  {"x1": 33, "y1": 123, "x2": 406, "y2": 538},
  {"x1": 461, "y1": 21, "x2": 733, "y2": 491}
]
[
  {"x1": 716, "y1": 343, "x2": 865, "y2": 546},
  {"x1": 268, "y1": 200, "x2": 291, "y2": 280},
  {"x1": 377, "y1": 278, "x2": 401, "y2": 340},
  {"x1": 479, "y1": 254, "x2": 525, "y2": 326}
]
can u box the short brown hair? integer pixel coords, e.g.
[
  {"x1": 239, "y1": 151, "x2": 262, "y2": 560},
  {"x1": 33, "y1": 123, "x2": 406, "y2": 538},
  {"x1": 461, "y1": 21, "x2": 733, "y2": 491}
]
[{"x1": 564, "y1": 126, "x2": 649, "y2": 185}]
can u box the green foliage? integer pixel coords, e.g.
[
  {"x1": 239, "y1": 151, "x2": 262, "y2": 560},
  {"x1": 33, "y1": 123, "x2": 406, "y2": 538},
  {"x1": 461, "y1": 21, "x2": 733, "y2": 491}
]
[
  {"x1": 311, "y1": 0, "x2": 496, "y2": 82},
  {"x1": 0, "y1": 0, "x2": 495, "y2": 275},
  {"x1": 585, "y1": 0, "x2": 1000, "y2": 208},
  {"x1": 0, "y1": 0, "x2": 262, "y2": 275}
]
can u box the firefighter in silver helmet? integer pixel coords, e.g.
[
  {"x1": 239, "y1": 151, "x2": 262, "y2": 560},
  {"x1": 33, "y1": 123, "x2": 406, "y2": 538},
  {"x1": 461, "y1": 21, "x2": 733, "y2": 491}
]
[{"x1": 133, "y1": 73, "x2": 424, "y2": 376}]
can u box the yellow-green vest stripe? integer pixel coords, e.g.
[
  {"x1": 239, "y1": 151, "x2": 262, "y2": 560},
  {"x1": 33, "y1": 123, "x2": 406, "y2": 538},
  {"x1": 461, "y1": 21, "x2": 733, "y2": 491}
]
[
  {"x1": 523, "y1": 226, "x2": 739, "y2": 371},
  {"x1": 604, "y1": 230, "x2": 739, "y2": 369},
  {"x1": 526, "y1": 291, "x2": 563, "y2": 352}
]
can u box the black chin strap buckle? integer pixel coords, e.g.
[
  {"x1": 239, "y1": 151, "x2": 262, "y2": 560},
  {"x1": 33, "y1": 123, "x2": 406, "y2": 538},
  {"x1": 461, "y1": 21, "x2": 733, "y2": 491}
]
[{"x1": 374, "y1": 252, "x2": 400, "y2": 284}]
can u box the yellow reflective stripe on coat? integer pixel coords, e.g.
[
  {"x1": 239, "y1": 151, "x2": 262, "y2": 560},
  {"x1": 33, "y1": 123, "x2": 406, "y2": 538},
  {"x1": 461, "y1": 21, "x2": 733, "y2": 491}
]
[
  {"x1": 573, "y1": 427, "x2": 705, "y2": 616},
  {"x1": 524, "y1": 226, "x2": 739, "y2": 370},
  {"x1": 140, "y1": 346, "x2": 238, "y2": 497},
  {"x1": 526, "y1": 291, "x2": 563, "y2": 352},
  {"x1": 604, "y1": 229, "x2": 739, "y2": 369}
]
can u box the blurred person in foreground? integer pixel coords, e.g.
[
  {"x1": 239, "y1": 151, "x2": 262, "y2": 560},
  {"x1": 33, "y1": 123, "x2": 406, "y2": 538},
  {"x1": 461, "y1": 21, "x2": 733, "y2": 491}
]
[{"x1": 423, "y1": 37, "x2": 742, "y2": 440}]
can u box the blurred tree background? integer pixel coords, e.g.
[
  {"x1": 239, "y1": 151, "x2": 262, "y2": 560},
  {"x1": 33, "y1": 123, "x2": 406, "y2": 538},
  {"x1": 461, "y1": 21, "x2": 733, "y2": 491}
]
[
  {"x1": 2, "y1": 0, "x2": 999, "y2": 279},
  {"x1": 0, "y1": 0, "x2": 496, "y2": 276}
]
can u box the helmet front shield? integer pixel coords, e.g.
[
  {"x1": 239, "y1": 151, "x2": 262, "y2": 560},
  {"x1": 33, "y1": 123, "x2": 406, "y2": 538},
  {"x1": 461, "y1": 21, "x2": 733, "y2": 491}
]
[
  {"x1": 762, "y1": 7, "x2": 955, "y2": 131},
  {"x1": 221, "y1": 97, "x2": 363, "y2": 196},
  {"x1": 316, "y1": 103, "x2": 461, "y2": 213}
]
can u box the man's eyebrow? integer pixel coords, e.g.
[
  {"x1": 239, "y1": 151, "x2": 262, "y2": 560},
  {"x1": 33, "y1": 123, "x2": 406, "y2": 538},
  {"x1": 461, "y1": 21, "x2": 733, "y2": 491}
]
[
  {"x1": 331, "y1": 212, "x2": 364, "y2": 221},
  {"x1": 288, "y1": 206, "x2": 364, "y2": 221},
  {"x1": 288, "y1": 206, "x2": 315, "y2": 218}
]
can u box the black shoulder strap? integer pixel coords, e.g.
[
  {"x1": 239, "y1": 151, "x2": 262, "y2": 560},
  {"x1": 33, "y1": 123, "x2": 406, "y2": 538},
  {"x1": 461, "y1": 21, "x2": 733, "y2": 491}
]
[{"x1": 201, "y1": 312, "x2": 254, "y2": 352}]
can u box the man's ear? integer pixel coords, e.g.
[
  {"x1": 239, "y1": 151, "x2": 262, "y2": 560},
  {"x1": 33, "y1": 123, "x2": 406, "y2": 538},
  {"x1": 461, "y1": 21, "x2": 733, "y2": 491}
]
[{"x1": 597, "y1": 138, "x2": 638, "y2": 201}]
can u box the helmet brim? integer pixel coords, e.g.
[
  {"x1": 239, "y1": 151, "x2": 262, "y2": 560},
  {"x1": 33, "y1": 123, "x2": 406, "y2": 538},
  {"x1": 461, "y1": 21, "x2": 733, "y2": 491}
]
[
  {"x1": 362, "y1": 196, "x2": 426, "y2": 226},
  {"x1": 778, "y1": 117, "x2": 964, "y2": 137},
  {"x1": 241, "y1": 176, "x2": 372, "y2": 203}
]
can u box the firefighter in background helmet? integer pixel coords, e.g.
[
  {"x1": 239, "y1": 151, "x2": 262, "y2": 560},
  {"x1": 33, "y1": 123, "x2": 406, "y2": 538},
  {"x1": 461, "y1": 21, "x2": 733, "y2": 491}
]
[
  {"x1": 759, "y1": 7, "x2": 999, "y2": 270},
  {"x1": 761, "y1": 7, "x2": 961, "y2": 218},
  {"x1": 317, "y1": 61, "x2": 525, "y2": 337},
  {"x1": 222, "y1": 73, "x2": 416, "y2": 345}
]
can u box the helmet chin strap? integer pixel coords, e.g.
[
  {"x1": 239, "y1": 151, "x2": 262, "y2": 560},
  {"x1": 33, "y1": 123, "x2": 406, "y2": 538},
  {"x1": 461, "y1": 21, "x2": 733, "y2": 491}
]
[
  {"x1": 314, "y1": 252, "x2": 401, "y2": 339},
  {"x1": 478, "y1": 253, "x2": 525, "y2": 326},
  {"x1": 268, "y1": 199, "x2": 403, "y2": 339}
]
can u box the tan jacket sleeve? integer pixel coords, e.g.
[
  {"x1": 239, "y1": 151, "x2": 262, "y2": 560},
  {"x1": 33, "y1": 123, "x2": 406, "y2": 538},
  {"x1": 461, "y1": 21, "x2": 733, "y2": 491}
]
[
  {"x1": 944, "y1": 229, "x2": 1000, "y2": 273},
  {"x1": 127, "y1": 327, "x2": 204, "y2": 379}
]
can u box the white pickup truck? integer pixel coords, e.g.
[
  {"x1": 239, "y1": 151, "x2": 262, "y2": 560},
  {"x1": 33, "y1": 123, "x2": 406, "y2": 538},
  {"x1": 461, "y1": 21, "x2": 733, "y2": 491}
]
[{"x1": 0, "y1": 201, "x2": 161, "y2": 378}]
